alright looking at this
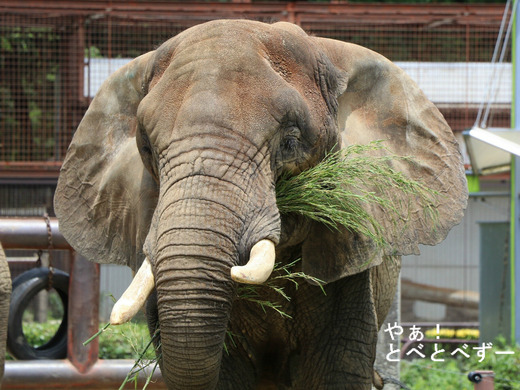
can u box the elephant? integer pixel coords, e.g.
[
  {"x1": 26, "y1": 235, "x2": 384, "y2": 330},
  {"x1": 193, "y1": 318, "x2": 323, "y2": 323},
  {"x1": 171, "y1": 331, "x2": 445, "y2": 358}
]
[
  {"x1": 0, "y1": 242, "x2": 12, "y2": 385},
  {"x1": 54, "y1": 20, "x2": 468, "y2": 389}
]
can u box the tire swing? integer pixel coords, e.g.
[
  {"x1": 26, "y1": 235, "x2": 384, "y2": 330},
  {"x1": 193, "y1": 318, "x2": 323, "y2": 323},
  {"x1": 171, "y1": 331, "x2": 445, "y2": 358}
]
[{"x1": 7, "y1": 266, "x2": 69, "y2": 360}]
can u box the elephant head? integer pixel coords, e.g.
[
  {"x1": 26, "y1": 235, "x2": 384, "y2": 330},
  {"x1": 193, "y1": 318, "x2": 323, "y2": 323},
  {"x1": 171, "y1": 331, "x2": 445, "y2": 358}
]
[{"x1": 55, "y1": 20, "x2": 467, "y2": 389}]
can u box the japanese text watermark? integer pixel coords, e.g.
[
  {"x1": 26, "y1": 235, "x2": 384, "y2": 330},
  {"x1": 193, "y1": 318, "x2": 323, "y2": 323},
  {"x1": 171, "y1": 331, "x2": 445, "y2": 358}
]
[{"x1": 383, "y1": 322, "x2": 515, "y2": 362}]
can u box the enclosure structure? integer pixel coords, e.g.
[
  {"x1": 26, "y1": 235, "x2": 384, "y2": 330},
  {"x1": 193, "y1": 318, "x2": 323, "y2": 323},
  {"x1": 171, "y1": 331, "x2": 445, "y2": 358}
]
[
  {"x1": 0, "y1": 217, "x2": 167, "y2": 389},
  {"x1": 0, "y1": 0, "x2": 511, "y2": 341}
]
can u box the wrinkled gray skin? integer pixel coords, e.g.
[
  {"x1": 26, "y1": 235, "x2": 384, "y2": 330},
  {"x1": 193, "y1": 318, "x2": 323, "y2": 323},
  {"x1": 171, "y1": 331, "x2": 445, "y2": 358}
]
[
  {"x1": 0, "y1": 243, "x2": 11, "y2": 385},
  {"x1": 55, "y1": 20, "x2": 468, "y2": 389}
]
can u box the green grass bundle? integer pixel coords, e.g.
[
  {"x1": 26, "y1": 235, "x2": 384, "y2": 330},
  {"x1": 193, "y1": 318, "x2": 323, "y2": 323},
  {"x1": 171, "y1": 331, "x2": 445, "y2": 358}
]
[{"x1": 275, "y1": 141, "x2": 439, "y2": 250}]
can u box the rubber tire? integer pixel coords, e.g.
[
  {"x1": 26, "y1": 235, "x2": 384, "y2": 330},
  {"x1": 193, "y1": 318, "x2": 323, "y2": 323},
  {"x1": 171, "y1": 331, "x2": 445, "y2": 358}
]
[
  {"x1": 7, "y1": 267, "x2": 69, "y2": 360},
  {"x1": 11, "y1": 266, "x2": 60, "y2": 291}
]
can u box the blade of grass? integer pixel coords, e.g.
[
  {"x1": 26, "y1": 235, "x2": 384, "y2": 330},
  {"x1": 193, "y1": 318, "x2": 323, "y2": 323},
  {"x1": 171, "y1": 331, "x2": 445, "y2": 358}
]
[
  {"x1": 83, "y1": 322, "x2": 110, "y2": 346},
  {"x1": 119, "y1": 328, "x2": 160, "y2": 390},
  {"x1": 236, "y1": 258, "x2": 325, "y2": 319}
]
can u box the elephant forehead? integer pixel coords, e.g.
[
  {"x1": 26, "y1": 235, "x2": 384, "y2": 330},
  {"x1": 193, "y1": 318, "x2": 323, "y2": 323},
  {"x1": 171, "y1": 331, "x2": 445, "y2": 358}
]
[
  {"x1": 158, "y1": 20, "x2": 319, "y2": 97},
  {"x1": 171, "y1": 20, "x2": 316, "y2": 70},
  {"x1": 139, "y1": 21, "x2": 329, "y2": 147}
]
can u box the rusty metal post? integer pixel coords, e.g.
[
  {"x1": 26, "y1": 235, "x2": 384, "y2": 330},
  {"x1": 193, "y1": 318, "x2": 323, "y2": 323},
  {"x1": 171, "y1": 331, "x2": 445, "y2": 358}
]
[
  {"x1": 468, "y1": 371, "x2": 495, "y2": 390},
  {"x1": 286, "y1": 1, "x2": 296, "y2": 24},
  {"x1": 68, "y1": 250, "x2": 100, "y2": 373},
  {"x1": 0, "y1": 217, "x2": 165, "y2": 387}
]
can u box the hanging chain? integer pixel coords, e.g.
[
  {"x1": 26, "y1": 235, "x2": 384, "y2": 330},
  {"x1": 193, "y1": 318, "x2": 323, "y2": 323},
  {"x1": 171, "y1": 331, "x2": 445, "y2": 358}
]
[
  {"x1": 36, "y1": 250, "x2": 43, "y2": 268},
  {"x1": 43, "y1": 213, "x2": 54, "y2": 290}
]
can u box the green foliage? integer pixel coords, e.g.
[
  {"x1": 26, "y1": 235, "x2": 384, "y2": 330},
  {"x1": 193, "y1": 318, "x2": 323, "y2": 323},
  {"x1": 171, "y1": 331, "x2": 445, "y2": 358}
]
[
  {"x1": 235, "y1": 258, "x2": 325, "y2": 319},
  {"x1": 85, "y1": 46, "x2": 103, "y2": 58},
  {"x1": 7, "y1": 320, "x2": 154, "y2": 361},
  {"x1": 469, "y1": 337, "x2": 520, "y2": 390},
  {"x1": 97, "y1": 321, "x2": 156, "y2": 360},
  {"x1": 401, "y1": 358, "x2": 473, "y2": 390},
  {"x1": 276, "y1": 142, "x2": 439, "y2": 251},
  {"x1": 81, "y1": 320, "x2": 160, "y2": 389},
  {"x1": 18, "y1": 319, "x2": 62, "y2": 350},
  {"x1": 116, "y1": 327, "x2": 161, "y2": 390},
  {"x1": 0, "y1": 26, "x2": 62, "y2": 161},
  {"x1": 401, "y1": 338, "x2": 520, "y2": 390}
]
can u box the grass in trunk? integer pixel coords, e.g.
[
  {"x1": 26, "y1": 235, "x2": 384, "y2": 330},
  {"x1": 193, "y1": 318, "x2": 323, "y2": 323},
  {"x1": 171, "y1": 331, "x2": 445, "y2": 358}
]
[{"x1": 275, "y1": 141, "x2": 439, "y2": 250}]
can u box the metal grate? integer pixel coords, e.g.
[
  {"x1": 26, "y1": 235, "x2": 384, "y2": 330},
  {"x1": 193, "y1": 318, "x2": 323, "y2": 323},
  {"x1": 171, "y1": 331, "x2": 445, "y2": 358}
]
[
  {"x1": 0, "y1": 3, "x2": 510, "y2": 167},
  {"x1": 0, "y1": 184, "x2": 56, "y2": 217},
  {"x1": 0, "y1": 14, "x2": 84, "y2": 164}
]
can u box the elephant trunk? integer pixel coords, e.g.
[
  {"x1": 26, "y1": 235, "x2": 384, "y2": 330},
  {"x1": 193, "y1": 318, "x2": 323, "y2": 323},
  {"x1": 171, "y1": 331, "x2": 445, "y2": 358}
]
[
  {"x1": 155, "y1": 247, "x2": 233, "y2": 389},
  {"x1": 147, "y1": 154, "x2": 280, "y2": 389}
]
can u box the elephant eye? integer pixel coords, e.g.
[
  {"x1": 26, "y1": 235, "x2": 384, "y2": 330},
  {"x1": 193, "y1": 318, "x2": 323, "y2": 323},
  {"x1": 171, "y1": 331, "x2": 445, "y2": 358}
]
[
  {"x1": 282, "y1": 126, "x2": 301, "y2": 152},
  {"x1": 284, "y1": 138, "x2": 296, "y2": 151}
]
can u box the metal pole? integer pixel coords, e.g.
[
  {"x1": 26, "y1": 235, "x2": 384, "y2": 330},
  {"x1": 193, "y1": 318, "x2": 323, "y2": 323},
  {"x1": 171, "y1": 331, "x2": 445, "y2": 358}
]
[
  {"x1": 513, "y1": 0, "x2": 520, "y2": 344},
  {"x1": 0, "y1": 217, "x2": 69, "y2": 249},
  {"x1": 3, "y1": 360, "x2": 166, "y2": 389},
  {"x1": 469, "y1": 371, "x2": 495, "y2": 390}
]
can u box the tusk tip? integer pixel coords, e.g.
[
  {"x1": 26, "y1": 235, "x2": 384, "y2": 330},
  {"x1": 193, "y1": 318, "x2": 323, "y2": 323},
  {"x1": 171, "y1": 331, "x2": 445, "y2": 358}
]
[
  {"x1": 109, "y1": 301, "x2": 132, "y2": 325},
  {"x1": 109, "y1": 313, "x2": 125, "y2": 326},
  {"x1": 109, "y1": 257, "x2": 154, "y2": 325},
  {"x1": 230, "y1": 265, "x2": 269, "y2": 284},
  {"x1": 109, "y1": 316, "x2": 124, "y2": 326}
]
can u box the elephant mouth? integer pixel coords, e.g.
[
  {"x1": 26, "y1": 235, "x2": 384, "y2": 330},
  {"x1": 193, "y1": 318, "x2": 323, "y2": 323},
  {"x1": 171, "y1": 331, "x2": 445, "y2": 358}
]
[{"x1": 109, "y1": 239, "x2": 277, "y2": 325}]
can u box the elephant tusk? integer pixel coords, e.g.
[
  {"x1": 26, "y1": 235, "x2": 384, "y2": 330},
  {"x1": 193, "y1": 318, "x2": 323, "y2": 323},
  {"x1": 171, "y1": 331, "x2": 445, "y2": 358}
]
[
  {"x1": 230, "y1": 239, "x2": 276, "y2": 284},
  {"x1": 110, "y1": 257, "x2": 154, "y2": 325}
]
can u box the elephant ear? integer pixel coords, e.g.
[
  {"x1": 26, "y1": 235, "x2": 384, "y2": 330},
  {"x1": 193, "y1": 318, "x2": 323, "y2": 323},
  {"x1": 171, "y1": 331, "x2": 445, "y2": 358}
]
[
  {"x1": 302, "y1": 38, "x2": 468, "y2": 283},
  {"x1": 55, "y1": 52, "x2": 158, "y2": 272}
]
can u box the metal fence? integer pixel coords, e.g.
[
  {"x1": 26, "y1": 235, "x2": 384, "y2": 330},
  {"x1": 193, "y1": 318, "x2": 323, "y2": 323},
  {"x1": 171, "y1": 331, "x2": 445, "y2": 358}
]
[{"x1": 0, "y1": 1, "x2": 510, "y2": 171}]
